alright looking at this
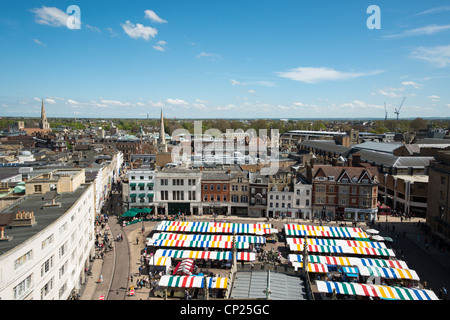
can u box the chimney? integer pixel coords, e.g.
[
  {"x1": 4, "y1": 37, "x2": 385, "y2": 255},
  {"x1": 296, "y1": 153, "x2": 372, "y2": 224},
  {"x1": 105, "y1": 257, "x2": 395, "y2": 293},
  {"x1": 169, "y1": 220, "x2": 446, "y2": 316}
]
[
  {"x1": 0, "y1": 226, "x2": 13, "y2": 241},
  {"x1": 352, "y1": 153, "x2": 361, "y2": 167}
]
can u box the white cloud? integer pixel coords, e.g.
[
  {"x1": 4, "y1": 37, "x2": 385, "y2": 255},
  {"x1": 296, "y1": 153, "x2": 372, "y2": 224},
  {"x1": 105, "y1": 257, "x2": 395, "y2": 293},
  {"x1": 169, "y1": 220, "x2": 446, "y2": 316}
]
[
  {"x1": 411, "y1": 45, "x2": 450, "y2": 67},
  {"x1": 276, "y1": 67, "x2": 382, "y2": 83},
  {"x1": 248, "y1": 89, "x2": 256, "y2": 94},
  {"x1": 401, "y1": 81, "x2": 423, "y2": 88},
  {"x1": 230, "y1": 79, "x2": 246, "y2": 86},
  {"x1": 32, "y1": 38, "x2": 46, "y2": 46},
  {"x1": 30, "y1": 6, "x2": 69, "y2": 27},
  {"x1": 121, "y1": 21, "x2": 157, "y2": 41},
  {"x1": 166, "y1": 98, "x2": 188, "y2": 105},
  {"x1": 153, "y1": 40, "x2": 167, "y2": 51},
  {"x1": 100, "y1": 99, "x2": 131, "y2": 106},
  {"x1": 377, "y1": 87, "x2": 404, "y2": 98},
  {"x1": 384, "y1": 24, "x2": 450, "y2": 38},
  {"x1": 144, "y1": 10, "x2": 167, "y2": 23},
  {"x1": 416, "y1": 6, "x2": 450, "y2": 16},
  {"x1": 85, "y1": 24, "x2": 101, "y2": 33},
  {"x1": 44, "y1": 98, "x2": 56, "y2": 104},
  {"x1": 427, "y1": 95, "x2": 440, "y2": 101},
  {"x1": 67, "y1": 99, "x2": 80, "y2": 105},
  {"x1": 197, "y1": 52, "x2": 221, "y2": 60}
]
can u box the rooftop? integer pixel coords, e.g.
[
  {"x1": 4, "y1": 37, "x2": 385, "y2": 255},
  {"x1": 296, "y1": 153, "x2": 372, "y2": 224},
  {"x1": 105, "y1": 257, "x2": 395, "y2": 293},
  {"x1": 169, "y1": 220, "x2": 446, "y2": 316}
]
[{"x1": 0, "y1": 183, "x2": 91, "y2": 256}]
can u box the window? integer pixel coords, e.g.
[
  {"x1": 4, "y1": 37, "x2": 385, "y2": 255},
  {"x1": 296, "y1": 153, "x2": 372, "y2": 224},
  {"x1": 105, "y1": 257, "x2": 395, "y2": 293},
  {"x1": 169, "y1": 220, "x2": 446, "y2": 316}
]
[
  {"x1": 41, "y1": 278, "x2": 54, "y2": 300},
  {"x1": 217, "y1": 195, "x2": 221, "y2": 201},
  {"x1": 34, "y1": 185, "x2": 42, "y2": 193},
  {"x1": 217, "y1": 184, "x2": 221, "y2": 191},
  {"x1": 316, "y1": 185, "x2": 326, "y2": 193},
  {"x1": 223, "y1": 184, "x2": 227, "y2": 191},
  {"x1": 210, "y1": 194, "x2": 214, "y2": 201},
  {"x1": 223, "y1": 195, "x2": 227, "y2": 202},
  {"x1": 210, "y1": 184, "x2": 214, "y2": 191},
  {"x1": 14, "y1": 275, "x2": 32, "y2": 300},
  {"x1": 204, "y1": 194, "x2": 208, "y2": 201},
  {"x1": 204, "y1": 184, "x2": 208, "y2": 191},
  {"x1": 241, "y1": 195, "x2": 248, "y2": 203},
  {"x1": 41, "y1": 256, "x2": 54, "y2": 277},
  {"x1": 306, "y1": 199, "x2": 310, "y2": 206},
  {"x1": 14, "y1": 250, "x2": 32, "y2": 270},
  {"x1": 441, "y1": 176, "x2": 446, "y2": 185},
  {"x1": 232, "y1": 195, "x2": 238, "y2": 202}
]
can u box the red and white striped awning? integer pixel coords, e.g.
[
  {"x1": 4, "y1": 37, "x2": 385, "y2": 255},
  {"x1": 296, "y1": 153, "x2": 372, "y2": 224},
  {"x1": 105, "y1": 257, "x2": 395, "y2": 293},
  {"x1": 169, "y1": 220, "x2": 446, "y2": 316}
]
[{"x1": 174, "y1": 258, "x2": 195, "y2": 275}]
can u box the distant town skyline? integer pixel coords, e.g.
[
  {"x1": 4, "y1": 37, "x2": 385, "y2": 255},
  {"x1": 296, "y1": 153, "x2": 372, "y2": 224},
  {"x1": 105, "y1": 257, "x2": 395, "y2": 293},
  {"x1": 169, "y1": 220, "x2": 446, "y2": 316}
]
[{"x1": 1, "y1": 1, "x2": 450, "y2": 119}]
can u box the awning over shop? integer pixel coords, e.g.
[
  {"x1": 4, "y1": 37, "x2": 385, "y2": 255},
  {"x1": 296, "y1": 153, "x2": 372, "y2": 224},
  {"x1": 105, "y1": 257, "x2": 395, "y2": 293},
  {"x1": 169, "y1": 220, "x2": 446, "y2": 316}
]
[
  {"x1": 359, "y1": 266, "x2": 420, "y2": 281},
  {"x1": 315, "y1": 280, "x2": 438, "y2": 300},
  {"x1": 121, "y1": 209, "x2": 140, "y2": 217},
  {"x1": 130, "y1": 183, "x2": 136, "y2": 187},
  {"x1": 138, "y1": 183, "x2": 145, "y2": 187},
  {"x1": 159, "y1": 275, "x2": 228, "y2": 289},
  {"x1": 129, "y1": 194, "x2": 137, "y2": 198},
  {"x1": 138, "y1": 193, "x2": 146, "y2": 198}
]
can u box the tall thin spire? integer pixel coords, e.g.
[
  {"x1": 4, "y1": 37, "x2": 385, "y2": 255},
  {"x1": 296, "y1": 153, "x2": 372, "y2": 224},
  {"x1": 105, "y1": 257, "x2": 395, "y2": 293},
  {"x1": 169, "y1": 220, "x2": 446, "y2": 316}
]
[
  {"x1": 39, "y1": 99, "x2": 50, "y2": 130},
  {"x1": 158, "y1": 109, "x2": 167, "y2": 152}
]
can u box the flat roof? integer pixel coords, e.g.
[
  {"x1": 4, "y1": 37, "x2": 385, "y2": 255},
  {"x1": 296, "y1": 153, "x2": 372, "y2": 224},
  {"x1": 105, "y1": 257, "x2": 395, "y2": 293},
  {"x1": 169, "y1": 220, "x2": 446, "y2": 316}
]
[
  {"x1": 0, "y1": 183, "x2": 91, "y2": 256},
  {"x1": 393, "y1": 175, "x2": 429, "y2": 183}
]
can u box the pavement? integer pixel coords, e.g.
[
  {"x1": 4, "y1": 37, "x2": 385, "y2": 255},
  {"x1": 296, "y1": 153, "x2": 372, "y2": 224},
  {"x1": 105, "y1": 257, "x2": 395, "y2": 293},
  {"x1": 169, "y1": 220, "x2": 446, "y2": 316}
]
[{"x1": 78, "y1": 212, "x2": 450, "y2": 300}]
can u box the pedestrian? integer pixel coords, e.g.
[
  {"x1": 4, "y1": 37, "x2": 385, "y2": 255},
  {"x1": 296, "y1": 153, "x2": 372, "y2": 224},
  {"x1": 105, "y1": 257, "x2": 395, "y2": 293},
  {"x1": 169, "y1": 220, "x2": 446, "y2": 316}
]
[{"x1": 136, "y1": 237, "x2": 139, "y2": 245}]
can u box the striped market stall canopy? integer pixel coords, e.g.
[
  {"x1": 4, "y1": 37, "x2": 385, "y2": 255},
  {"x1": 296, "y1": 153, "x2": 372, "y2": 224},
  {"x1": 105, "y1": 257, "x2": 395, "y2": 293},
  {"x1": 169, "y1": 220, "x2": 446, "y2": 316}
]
[
  {"x1": 156, "y1": 221, "x2": 274, "y2": 234},
  {"x1": 289, "y1": 243, "x2": 395, "y2": 257},
  {"x1": 284, "y1": 224, "x2": 369, "y2": 239},
  {"x1": 315, "y1": 280, "x2": 438, "y2": 300},
  {"x1": 288, "y1": 254, "x2": 409, "y2": 270},
  {"x1": 154, "y1": 249, "x2": 255, "y2": 261},
  {"x1": 359, "y1": 266, "x2": 420, "y2": 281},
  {"x1": 152, "y1": 239, "x2": 249, "y2": 249},
  {"x1": 159, "y1": 275, "x2": 228, "y2": 289},
  {"x1": 291, "y1": 262, "x2": 329, "y2": 273},
  {"x1": 147, "y1": 255, "x2": 172, "y2": 266},
  {"x1": 151, "y1": 232, "x2": 266, "y2": 244},
  {"x1": 287, "y1": 238, "x2": 386, "y2": 249},
  {"x1": 353, "y1": 257, "x2": 408, "y2": 269}
]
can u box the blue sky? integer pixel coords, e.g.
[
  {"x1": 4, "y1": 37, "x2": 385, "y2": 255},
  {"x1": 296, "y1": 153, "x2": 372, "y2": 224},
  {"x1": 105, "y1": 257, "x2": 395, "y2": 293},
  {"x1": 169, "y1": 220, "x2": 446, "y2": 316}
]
[{"x1": 0, "y1": 0, "x2": 449, "y2": 119}]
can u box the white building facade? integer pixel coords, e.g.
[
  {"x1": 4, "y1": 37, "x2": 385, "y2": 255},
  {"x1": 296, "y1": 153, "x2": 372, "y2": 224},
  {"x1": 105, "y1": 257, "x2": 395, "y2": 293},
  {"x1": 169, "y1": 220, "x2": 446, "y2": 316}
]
[
  {"x1": 293, "y1": 180, "x2": 313, "y2": 219},
  {"x1": 127, "y1": 168, "x2": 156, "y2": 210},
  {"x1": 0, "y1": 176, "x2": 96, "y2": 300},
  {"x1": 154, "y1": 167, "x2": 202, "y2": 215}
]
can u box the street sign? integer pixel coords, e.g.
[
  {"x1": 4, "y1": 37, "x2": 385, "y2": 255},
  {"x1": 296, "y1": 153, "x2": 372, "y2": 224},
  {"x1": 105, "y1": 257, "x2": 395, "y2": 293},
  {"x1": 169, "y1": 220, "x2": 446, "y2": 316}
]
[{"x1": 98, "y1": 295, "x2": 105, "y2": 300}]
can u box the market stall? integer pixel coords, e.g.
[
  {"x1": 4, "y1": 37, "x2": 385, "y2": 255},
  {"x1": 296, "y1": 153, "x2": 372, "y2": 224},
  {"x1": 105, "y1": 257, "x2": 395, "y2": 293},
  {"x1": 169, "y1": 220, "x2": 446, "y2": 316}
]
[{"x1": 315, "y1": 280, "x2": 438, "y2": 300}]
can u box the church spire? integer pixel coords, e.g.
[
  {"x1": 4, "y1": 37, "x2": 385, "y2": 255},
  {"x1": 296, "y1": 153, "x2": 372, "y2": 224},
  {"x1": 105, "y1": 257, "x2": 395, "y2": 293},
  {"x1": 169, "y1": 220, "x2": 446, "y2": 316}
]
[
  {"x1": 39, "y1": 99, "x2": 50, "y2": 130},
  {"x1": 158, "y1": 109, "x2": 167, "y2": 152}
]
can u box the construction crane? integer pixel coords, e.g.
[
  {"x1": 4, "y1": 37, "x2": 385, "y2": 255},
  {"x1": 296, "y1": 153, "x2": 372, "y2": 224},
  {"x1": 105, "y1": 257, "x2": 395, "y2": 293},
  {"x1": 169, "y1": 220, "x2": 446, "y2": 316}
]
[{"x1": 394, "y1": 97, "x2": 406, "y2": 122}]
